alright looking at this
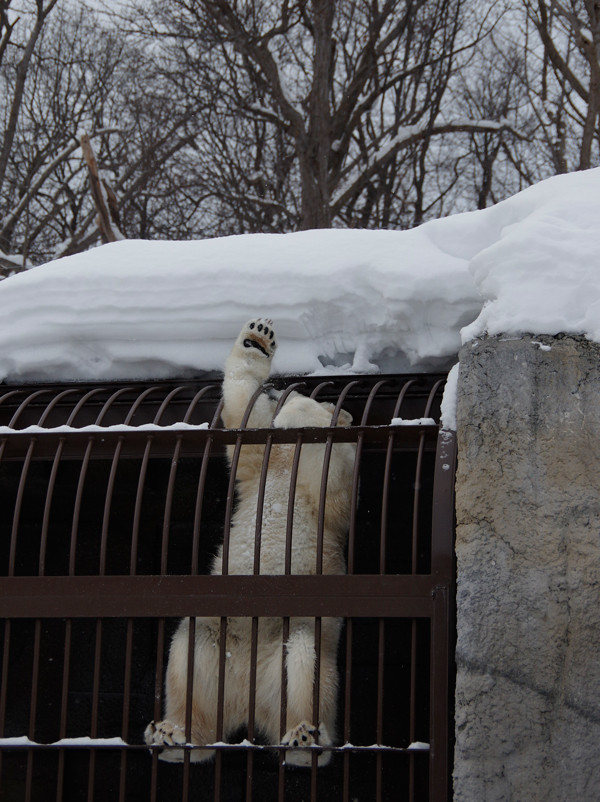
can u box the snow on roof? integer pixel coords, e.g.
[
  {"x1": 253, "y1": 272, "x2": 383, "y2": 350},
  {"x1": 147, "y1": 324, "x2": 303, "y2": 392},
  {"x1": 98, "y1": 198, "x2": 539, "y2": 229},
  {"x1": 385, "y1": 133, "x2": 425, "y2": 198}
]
[{"x1": 0, "y1": 168, "x2": 599, "y2": 384}]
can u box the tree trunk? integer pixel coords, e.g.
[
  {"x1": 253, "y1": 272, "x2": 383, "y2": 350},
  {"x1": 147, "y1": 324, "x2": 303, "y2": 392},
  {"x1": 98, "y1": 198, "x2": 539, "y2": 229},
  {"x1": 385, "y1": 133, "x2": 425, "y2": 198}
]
[{"x1": 299, "y1": 0, "x2": 335, "y2": 230}]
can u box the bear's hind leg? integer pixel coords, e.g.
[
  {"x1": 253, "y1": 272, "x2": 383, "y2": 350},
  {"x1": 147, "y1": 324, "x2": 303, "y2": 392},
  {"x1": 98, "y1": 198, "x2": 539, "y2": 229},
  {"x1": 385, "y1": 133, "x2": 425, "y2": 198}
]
[
  {"x1": 145, "y1": 620, "x2": 222, "y2": 763},
  {"x1": 280, "y1": 625, "x2": 337, "y2": 767}
]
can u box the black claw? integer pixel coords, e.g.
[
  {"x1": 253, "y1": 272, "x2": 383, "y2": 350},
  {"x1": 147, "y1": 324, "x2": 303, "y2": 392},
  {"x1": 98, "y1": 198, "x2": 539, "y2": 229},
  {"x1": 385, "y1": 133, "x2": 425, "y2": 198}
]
[
  {"x1": 293, "y1": 739, "x2": 299, "y2": 747},
  {"x1": 264, "y1": 326, "x2": 269, "y2": 335},
  {"x1": 269, "y1": 331, "x2": 274, "y2": 339},
  {"x1": 258, "y1": 323, "x2": 263, "y2": 332},
  {"x1": 301, "y1": 734, "x2": 308, "y2": 742},
  {"x1": 249, "y1": 322, "x2": 255, "y2": 329}
]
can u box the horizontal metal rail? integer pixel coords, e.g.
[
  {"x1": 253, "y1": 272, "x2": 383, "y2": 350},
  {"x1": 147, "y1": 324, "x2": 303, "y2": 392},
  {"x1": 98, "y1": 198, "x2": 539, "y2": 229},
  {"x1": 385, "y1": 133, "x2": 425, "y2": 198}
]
[
  {"x1": 0, "y1": 424, "x2": 439, "y2": 460},
  {"x1": 0, "y1": 741, "x2": 429, "y2": 755},
  {"x1": 0, "y1": 574, "x2": 442, "y2": 618}
]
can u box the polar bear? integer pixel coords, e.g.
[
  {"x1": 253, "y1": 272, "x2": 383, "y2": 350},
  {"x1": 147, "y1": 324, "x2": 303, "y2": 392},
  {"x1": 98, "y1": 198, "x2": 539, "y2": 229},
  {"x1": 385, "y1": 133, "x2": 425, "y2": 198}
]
[{"x1": 145, "y1": 318, "x2": 356, "y2": 767}]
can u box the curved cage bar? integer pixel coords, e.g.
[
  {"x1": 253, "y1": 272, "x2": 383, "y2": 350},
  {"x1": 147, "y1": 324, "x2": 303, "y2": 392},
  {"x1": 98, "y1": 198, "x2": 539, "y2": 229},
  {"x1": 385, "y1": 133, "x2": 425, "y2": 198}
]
[{"x1": 0, "y1": 374, "x2": 455, "y2": 802}]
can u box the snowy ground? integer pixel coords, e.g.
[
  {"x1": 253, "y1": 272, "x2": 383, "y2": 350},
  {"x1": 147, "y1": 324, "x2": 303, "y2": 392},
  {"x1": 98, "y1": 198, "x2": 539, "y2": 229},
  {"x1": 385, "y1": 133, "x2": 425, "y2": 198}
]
[{"x1": 0, "y1": 168, "x2": 599, "y2": 384}]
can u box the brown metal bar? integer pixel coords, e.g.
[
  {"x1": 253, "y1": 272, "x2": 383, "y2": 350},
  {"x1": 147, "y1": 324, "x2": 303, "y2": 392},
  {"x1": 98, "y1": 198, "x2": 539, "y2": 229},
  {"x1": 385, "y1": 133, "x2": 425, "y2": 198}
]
[
  {"x1": 428, "y1": 429, "x2": 457, "y2": 802},
  {"x1": 0, "y1": 620, "x2": 10, "y2": 737},
  {"x1": 284, "y1": 434, "x2": 303, "y2": 573},
  {"x1": 346, "y1": 438, "x2": 362, "y2": 575},
  {"x1": 184, "y1": 616, "x2": 196, "y2": 743},
  {"x1": 92, "y1": 386, "x2": 138, "y2": 426},
  {"x1": 191, "y1": 438, "x2": 213, "y2": 574},
  {"x1": 315, "y1": 381, "x2": 360, "y2": 575},
  {"x1": 159, "y1": 434, "x2": 183, "y2": 573},
  {"x1": 245, "y1": 616, "x2": 259, "y2": 801},
  {"x1": 0, "y1": 424, "x2": 440, "y2": 460},
  {"x1": 183, "y1": 385, "x2": 221, "y2": 425},
  {"x1": 316, "y1": 439, "x2": 333, "y2": 575},
  {"x1": 347, "y1": 380, "x2": 388, "y2": 579},
  {"x1": 68, "y1": 438, "x2": 94, "y2": 575},
  {"x1": 99, "y1": 439, "x2": 123, "y2": 574},
  {"x1": 278, "y1": 616, "x2": 290, "y2": 799},
  {"x1": 392, "y1": 379, "x2": 417, "y2": 419},
  {"x1": 342, "y1": 616, "x2": 353, "y2": 802},
  {"x1": 409, "y1": 617, "x2": 418, "y2": 799},
  {"x1": 25, "y1": 618, "x2": 42, "y2": 802},
  {"x1": 119, "y1": 617, "x2": 134, "y2": 802},
  {"x1": 152, "y1": 385, "x2": 188, "y2": 423},
  {"x1": 181, "y1": 615, "x2": 195, "y2": 802},
  {"x1": 129, "y1": 437, "x2": 153, "y2": 573},
  {"x1": 0, "y1": 375, "x2": 453, "y2": 802},
  {"x1": 431, "y1": 430, "x2": 457, "y2": 581},
  {"x1": 37, "y1": 388, "x2": 83, "y2": 427},
  {"x1": 0, "y1": 388, "x2": 22, "y2": 410},
  {"x1": 189, "y1": 390, "x2": 221, "y2": 575},
  {"x1": 252, "y1": 383, "x2": 304, "y2": 575},
  {"x1": 221, "y1": 434, "x2": 240, "y2": 576},
  {"x1": 8, "y1": 438, "x2": 35, "y2": 576},
  {"x1": 308, "y1": 381, "x2": 334, "y2": 400},
  {"x1": 65, "y1": 388, "x2": 107, "y2": 427},
  {"x1": 311, "y1": 615, "x2": 322, "y2": 756},
  {"x1": 253, "y1": 434, "x2": 273, "y2": 574},
  {"x1": 221, "y1": 385, "x2": 275, "y2": 575},
  {"x1": 7, "y1": 389, "x2": 52, "y2": 427},
  {"x1": 429, "y1": 587, "x2": 451, "y2": 802},
  {"x1": 0, "y1": 574, "x2": 439, "y2": 618},
  {"x1": 39, "y1": 438, "x2": 65, "y2": 575},
  {"x1": 149, "y1": 617, "x2": 166, "y2": 802},
  {"x1": 380, "y1": 430, "x2": 396, "y2": 574},
  {"x1": 88, "y1": 617, "x2": 103, "y2": 800},
  {"x1": 56, "y1": 619, "x2": 72, "y2": 801},
  {"x1": 213, "y1": 616, "x2": 228, "y2": 802},
  {"x1": 376, "y1": 617, "x2": 385, "y2": 801}
]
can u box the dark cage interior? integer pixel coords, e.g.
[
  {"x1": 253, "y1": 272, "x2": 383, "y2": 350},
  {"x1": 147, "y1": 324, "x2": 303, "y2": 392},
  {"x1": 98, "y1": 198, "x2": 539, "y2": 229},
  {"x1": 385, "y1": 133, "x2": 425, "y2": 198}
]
[{"x1": 0, "y1": 375, "x2": 456, "y2": 802}]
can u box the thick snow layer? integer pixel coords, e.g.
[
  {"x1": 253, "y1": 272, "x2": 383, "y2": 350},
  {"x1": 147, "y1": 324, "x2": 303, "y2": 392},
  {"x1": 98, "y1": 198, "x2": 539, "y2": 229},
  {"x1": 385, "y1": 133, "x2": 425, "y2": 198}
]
[
  {"x1": 0, "y1": 230, "x2": 478, "y2": 382},
  {"x1": 0, "y1": 168, "x2": 599, "y2": 383},
  {"x1": 461, "y1": 167, "x2": 600, "y2": 343}
]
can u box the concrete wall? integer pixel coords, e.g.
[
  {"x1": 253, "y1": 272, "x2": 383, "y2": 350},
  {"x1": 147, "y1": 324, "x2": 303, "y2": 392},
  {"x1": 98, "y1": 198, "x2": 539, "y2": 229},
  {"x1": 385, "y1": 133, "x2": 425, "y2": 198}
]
[{"x1": 453, "y1": 335, "x2": 600, "y2": 801}]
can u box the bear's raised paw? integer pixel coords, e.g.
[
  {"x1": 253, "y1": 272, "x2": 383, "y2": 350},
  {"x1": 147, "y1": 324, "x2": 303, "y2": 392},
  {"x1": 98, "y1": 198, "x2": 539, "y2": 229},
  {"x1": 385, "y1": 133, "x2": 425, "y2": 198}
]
[{"x1": 236, "y1": 317, "x2": 277, "y2": 360}]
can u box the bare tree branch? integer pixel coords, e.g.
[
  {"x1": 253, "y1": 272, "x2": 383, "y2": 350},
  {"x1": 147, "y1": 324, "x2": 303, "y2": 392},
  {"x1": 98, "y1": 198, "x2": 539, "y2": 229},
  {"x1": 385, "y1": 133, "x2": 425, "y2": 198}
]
[
  {"x1": 0, "y1": 0, "x2": 60, "y2": 194},
  {"x1": 332, "y1": 117, "x2": 527, "y2": 214}
]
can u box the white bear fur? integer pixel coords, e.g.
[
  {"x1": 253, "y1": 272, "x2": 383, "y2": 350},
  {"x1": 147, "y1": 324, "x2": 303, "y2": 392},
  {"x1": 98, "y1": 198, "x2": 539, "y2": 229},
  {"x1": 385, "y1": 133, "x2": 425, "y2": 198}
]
[{"x1": 145, "y1": 318, "x2": 356, "y2": 767}]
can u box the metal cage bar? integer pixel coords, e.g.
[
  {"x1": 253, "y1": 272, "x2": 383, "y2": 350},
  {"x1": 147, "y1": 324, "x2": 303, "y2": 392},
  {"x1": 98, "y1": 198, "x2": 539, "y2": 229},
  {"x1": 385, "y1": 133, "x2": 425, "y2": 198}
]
[{"x1": 0, "y1": 375, "x2": 454, "y2": 802}]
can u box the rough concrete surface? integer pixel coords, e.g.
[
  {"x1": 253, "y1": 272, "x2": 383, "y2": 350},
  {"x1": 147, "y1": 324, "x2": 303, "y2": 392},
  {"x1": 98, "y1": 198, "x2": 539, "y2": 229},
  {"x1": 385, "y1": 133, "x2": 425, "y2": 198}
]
[{"x1": 454, "y1": 335, "x2": 600, "y2": 802}]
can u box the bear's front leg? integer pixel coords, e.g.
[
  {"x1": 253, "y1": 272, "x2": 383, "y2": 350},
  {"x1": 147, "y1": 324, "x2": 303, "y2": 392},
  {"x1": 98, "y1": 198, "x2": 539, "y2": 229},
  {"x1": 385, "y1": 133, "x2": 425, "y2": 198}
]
[{"x1": 222, "y1": 317, "x2": 277, "y2": 429}]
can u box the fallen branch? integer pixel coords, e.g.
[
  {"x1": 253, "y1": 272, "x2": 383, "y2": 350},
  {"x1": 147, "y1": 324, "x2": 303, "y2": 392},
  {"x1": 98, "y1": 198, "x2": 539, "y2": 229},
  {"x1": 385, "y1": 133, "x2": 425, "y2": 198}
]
[{"x1": 80, "y1": 133, "x2": 123, "y2": 243}]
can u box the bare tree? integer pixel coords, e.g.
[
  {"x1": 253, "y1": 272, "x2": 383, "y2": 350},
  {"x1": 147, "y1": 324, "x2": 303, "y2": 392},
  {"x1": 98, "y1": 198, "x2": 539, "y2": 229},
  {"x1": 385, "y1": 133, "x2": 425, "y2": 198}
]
[
  {"x1": 0, "y1": 0, "x2": 59, "y2": 199},
  {"x1": 524, "y1": 0, "x2": 600, "y2": 171},
  {"x1": 0, "y1": 1, "x2": 202, "y2": 264},
  {"x1": 136, "y1": 0, "x2": 519, "y2": 232},
  {"x1": 11, "y1": 0, "x2": 593, "y2": 267}
]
